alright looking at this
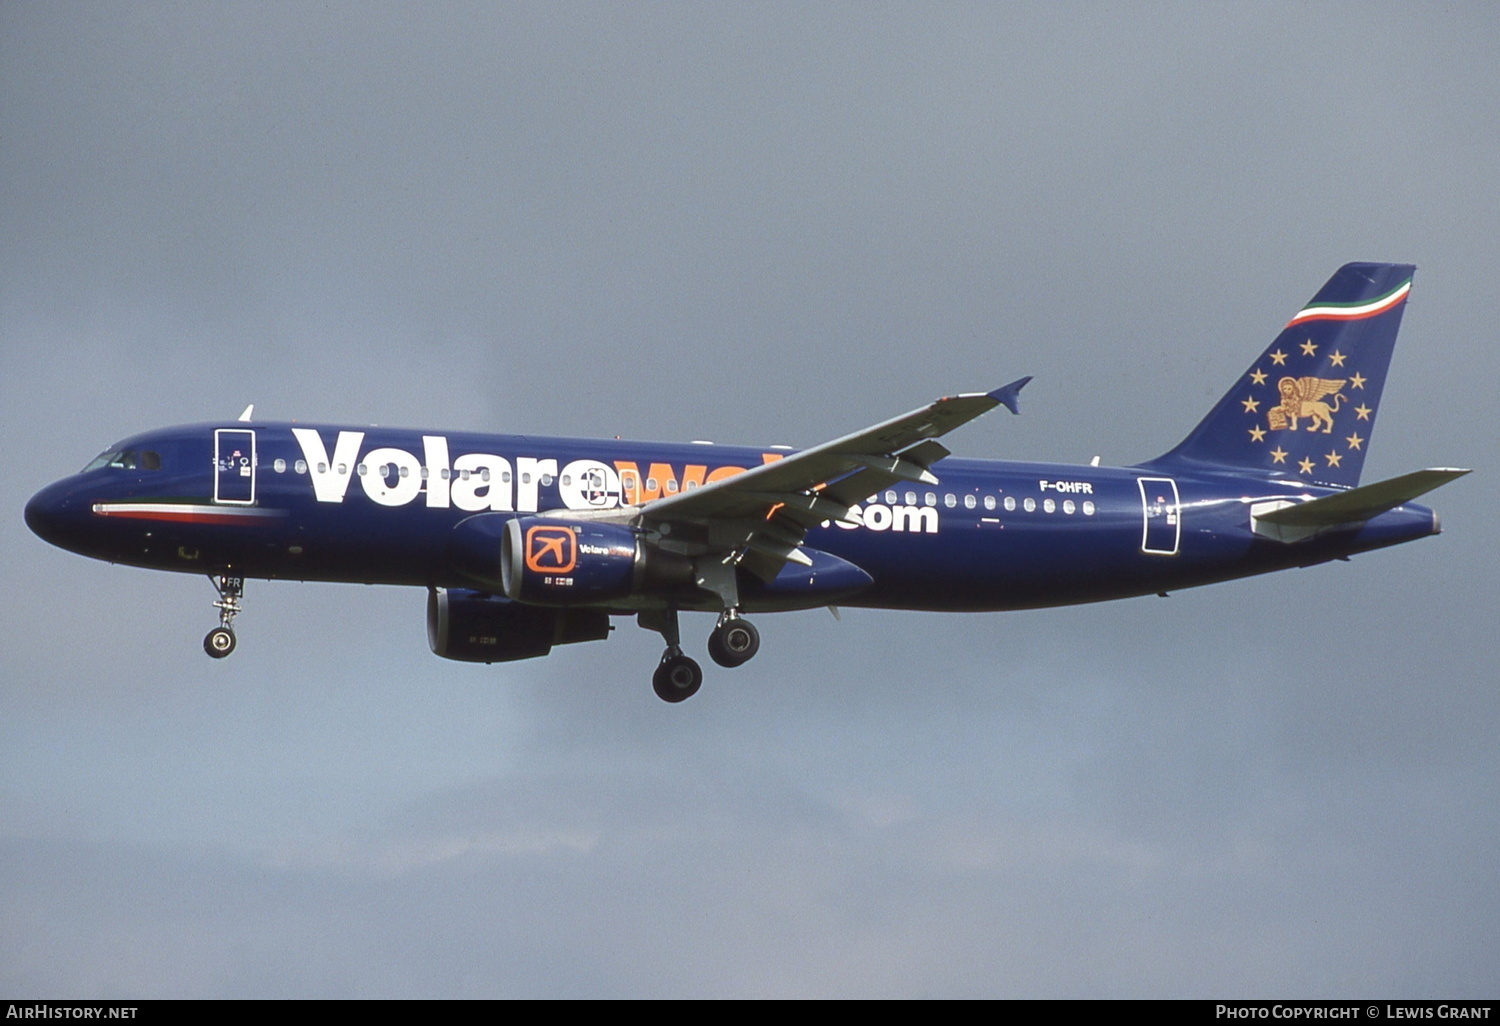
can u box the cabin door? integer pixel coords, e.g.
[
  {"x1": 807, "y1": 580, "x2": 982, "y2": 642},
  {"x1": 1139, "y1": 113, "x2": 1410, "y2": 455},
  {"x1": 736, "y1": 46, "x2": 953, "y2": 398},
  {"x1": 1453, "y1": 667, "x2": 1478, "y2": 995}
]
[
  {"x1": 214, "y1": 429, "x2": 257, "y2": 505},
  {"x1": 1136, "y1": 476, "x2": 1180, "y2": 555}
]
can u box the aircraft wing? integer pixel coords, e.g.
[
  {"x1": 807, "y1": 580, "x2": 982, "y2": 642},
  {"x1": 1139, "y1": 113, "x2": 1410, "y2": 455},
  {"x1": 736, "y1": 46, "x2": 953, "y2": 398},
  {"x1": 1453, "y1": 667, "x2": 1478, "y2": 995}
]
[{"x1": 640, "y1": 377, "x2": 1031, "y2": 579}]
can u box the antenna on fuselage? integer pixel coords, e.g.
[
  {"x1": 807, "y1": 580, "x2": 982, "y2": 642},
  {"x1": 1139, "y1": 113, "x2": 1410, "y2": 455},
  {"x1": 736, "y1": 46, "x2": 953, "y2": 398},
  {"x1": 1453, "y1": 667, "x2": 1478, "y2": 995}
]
[{"x1": 238, "y1": 404, "x2": 254, "y2": 422}]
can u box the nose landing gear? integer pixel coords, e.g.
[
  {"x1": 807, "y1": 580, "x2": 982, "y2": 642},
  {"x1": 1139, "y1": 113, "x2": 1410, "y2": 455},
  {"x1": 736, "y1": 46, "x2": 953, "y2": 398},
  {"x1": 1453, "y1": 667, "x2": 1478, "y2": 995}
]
[{"x1": 204, "y1": 574, "x2": 244, "y2": 659}]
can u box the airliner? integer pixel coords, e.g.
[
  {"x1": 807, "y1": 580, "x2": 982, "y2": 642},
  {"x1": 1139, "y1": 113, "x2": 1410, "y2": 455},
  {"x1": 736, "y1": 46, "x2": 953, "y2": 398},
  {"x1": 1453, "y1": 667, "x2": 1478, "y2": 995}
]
[{"x1": 25, "y1": 263, "x2": 1467, "y2": 701}]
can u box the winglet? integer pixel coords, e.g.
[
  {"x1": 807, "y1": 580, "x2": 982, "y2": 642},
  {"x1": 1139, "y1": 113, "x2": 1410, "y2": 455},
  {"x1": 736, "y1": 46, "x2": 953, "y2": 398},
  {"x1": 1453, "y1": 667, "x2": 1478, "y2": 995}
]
[
  {"x1": 238, "y1": 404, "x2": 255, "y2": 423},
  {"x1": 988, "y1": 376, "x2": 1033, "y2": 415}
]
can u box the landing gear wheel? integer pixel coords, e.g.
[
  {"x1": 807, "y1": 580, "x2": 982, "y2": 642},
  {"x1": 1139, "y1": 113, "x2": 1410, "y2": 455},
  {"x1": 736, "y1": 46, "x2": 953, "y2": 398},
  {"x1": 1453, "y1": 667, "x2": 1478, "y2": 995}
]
[
  {"x1": 653, "y1": 654, "x2": 703, "y2": 703},
  {"x1": 204, "y1": 626, "x2": 237, "y2": 659},
  {"x1": 708, "y1": 617, "x2": 760, "y2": 668}
]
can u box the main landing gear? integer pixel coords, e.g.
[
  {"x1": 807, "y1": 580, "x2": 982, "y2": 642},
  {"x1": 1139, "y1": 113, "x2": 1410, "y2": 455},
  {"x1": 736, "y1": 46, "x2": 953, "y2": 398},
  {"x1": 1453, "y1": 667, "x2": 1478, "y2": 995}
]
[
  {"x1": 653, "y1": 653, "x2": 703, "y2": 704},
  {"x1": 707, "y1": 612, "x2": 759, "y2": 668},
  {"x1": 642, "y1": 607, "x2": 760, "y2": 703},
  {"x1": 204, "y1": 574, "x2": 244, "y2": 659}
]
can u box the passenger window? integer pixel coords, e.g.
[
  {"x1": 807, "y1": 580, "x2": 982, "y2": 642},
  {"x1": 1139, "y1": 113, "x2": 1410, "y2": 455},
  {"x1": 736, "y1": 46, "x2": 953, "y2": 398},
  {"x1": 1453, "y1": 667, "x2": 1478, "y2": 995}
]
[
  {"x1": 295, "y1": 460, "x2": 307, "y2": 474},
  {"x1": 1023, "y1": 497, "x2": 1036, "y2": 512},
  {"x1": 885, "y1": 491, "x2": 898, "y2": 503},
  {"x1": 1003, "y1": 496, "x2": 1016, "y2": 511},
  {"x1": 1083, "y1": 501, "x2": 1096, "y2": 516},
  {"x1": 984, "y1": 495, "x2": 996, "y2": 511},
  {"x1": 1043, "y1": 498, "x2": 1056, "y2": 513},
  {"x1": 273, "y1": 458, "x2": 286, "y2": 474},
  {"x1": 944, "y1": 494, "x2": 956, "y2": 508},
  {"x1": 964, "y1": 494, "x2": 976, "y2": 509},
  {"x1": 1063, "y1": 500, "x2": 1076, "y2": 514}
]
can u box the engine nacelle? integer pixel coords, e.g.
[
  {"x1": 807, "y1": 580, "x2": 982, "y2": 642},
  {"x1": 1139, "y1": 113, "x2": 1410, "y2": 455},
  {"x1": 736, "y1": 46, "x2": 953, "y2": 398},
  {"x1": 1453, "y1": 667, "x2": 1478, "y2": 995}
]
[
  {"x1": 499, "y1": 516, "x2": 692, "y2": 606},
  {"x1": 426, "y1": 588, "x2": 611, "y2": 663}
]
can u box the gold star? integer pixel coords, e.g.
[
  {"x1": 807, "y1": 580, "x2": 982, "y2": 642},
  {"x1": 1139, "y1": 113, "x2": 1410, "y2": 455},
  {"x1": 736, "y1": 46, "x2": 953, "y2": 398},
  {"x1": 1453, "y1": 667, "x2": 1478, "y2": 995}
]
[
  {"x1": 1249, "y1": 426, "x2": 1266, "y2": 442},
  {"x1": 1250, "y1": 368, "x2": 1268, "y2": 386},
  {"x1": 1300, "y1": 339, "x2": 1318, "y2": 356},
  {"x1": 1269, "y1": 349, "x2": 1288, "y2": 366},
  {"x1": 1270, "y1": 447, "x2": 1288, "y2": 464},
  {"x1": 1354, "y1": 403, "x2": 1372, "y2": 420},
  {"x1": 1349, "y1": 371, "x2": 1367, "y2": 389},
  {"x1": 1325, "y1": 450, "x2": 1343, "y2": 467},
  {"x1": 1345, "y1": 433, "x2": 1363, "y2": 450},
  {"x1": 1328, "y1": 350, "x2": 1347, "y2": 367},
  {"x1": 1298, "y1": 456, "x2": 1315, "y2": 474},
  {"x1": 1241, "y1": 397, "x2": 1260, "y2": 413}
]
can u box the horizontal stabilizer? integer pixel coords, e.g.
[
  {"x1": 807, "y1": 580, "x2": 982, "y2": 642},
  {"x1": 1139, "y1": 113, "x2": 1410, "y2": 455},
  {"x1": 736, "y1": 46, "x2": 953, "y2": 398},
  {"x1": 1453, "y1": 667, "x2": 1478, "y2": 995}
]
[{"x1": 1256, "y1": 468, "x2": 1470, "y2": 528}]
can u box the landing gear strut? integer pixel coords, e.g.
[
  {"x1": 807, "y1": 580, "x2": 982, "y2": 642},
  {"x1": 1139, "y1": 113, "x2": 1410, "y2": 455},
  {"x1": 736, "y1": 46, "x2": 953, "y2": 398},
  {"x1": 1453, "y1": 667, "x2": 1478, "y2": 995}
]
[
  {"x1": 641, "y1": 607, "x2": 703, "y2": 702},
  {"x1": 204, "y1": 574, "x2": 244, "y2": 659},
  {"x1": 708, "y1": 612, "x2": 759, "y2": 668}
]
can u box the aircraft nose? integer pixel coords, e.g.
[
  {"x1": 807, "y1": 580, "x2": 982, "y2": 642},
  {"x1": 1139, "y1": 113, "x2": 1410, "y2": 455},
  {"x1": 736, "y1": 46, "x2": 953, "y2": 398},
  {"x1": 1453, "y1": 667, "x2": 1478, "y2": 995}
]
[{"x1": 25, "y1": 479, "x2": 84, "y2": 549}]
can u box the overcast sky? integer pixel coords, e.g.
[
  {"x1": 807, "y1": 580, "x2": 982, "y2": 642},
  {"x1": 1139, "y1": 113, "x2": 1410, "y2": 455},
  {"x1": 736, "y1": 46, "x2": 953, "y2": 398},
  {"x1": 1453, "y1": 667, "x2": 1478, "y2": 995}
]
[{"x1": 2, "y1": 1, "x2": 1496, "y2": 998}]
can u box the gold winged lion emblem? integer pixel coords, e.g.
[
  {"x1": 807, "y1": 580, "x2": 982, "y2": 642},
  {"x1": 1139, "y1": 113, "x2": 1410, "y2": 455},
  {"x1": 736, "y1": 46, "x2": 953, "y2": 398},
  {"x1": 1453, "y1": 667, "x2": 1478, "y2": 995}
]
[{"x1": 1267, "y1": 376, "x2": 1347, "y2": 434}]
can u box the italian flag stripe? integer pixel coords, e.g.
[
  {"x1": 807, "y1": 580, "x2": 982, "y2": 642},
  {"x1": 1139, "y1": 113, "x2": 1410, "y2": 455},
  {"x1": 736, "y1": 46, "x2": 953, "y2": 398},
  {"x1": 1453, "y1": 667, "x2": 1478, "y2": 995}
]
[{"x1": 1286, "y1": 280, "x2": 1411, "y2": 327}]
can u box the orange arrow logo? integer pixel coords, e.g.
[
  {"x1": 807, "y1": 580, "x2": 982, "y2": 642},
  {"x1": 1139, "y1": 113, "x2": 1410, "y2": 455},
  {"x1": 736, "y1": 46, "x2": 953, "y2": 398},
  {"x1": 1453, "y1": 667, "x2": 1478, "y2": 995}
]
[{"x1": 524, "y1": 525, "x2": 576, "y2": 573}]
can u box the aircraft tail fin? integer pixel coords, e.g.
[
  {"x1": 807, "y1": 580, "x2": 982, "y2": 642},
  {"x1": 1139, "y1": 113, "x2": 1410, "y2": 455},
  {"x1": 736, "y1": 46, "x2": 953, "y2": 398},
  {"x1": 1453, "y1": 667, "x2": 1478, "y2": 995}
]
[{"x1": 1147, "y1": 263, "x2": 1415, "y2": 488}]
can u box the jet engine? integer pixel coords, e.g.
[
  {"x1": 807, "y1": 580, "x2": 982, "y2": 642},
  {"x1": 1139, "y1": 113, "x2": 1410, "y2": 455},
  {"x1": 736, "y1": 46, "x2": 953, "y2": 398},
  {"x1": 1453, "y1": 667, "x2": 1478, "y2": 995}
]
[
  {"x1": 497, "y1": 515, "x2": 694, "y2": 605},
  {"x1": 426, "y1": 587, "x2": 611, "y2": 663}
]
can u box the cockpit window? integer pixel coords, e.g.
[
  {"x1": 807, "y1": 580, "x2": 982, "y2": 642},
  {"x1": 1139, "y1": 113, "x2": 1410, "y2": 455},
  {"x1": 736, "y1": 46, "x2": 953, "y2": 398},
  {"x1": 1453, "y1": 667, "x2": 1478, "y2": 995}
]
[{"x1": 81, "y1": 449, "x2": 162, "y2": 472}]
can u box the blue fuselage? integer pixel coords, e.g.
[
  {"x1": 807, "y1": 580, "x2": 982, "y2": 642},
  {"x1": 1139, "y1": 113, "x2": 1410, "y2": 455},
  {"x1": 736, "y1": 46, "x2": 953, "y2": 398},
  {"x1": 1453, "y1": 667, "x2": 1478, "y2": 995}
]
[{"x1": 25, "y1": 420, "x2": 1439, "y2": 613}]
